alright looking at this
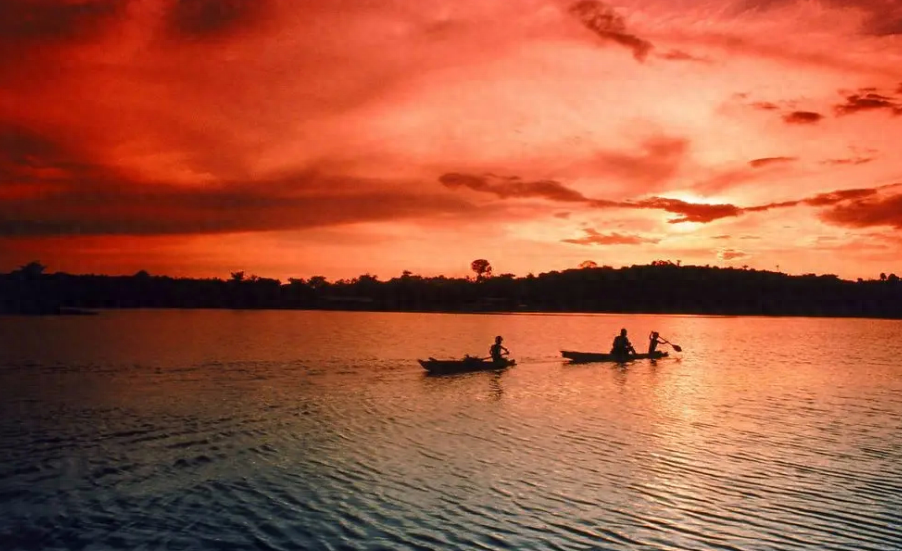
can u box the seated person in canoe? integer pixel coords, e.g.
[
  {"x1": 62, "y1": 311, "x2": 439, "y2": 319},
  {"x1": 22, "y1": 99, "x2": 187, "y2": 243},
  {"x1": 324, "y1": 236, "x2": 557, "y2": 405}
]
[
  {"x1": 648, "y1": 331, "x2": 664, "y2": 355},
  {"x1": 489, "y1": 336, "x2": 510, "y2": 363},
  {"x1": 610, "y1": 328, "x2": 637, "y2": 357}
]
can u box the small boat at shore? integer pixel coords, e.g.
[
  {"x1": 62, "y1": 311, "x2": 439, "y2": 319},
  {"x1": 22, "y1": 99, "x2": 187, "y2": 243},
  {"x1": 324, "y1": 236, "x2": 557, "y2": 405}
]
[
  {"x1": 561, "y1": 350, "x2": 669, "y2": 363},
  {"x1": 419, "y1": 356, "x2": 516, "y2": 375}
]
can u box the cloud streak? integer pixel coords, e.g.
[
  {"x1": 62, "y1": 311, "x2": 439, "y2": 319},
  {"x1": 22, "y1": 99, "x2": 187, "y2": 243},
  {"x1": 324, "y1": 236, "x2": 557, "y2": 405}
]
[
  {"x1": 834, "y1": 91, "x2": 902, "y2": 116},
  {"x1": 568, "y1": 0, "x2": 653, "y2": 61},
  {"x1": 0, "y1": 123, "x2": 478, "y2": 237},
  {"x1": 562, "y1": 228, "x2": 659, "y2": 246},
  {"x1": 782, "y1": 111, "x2": 823, "y2": 124},
  {"x1": 749, "y1": 157, "x2": 797, "y2": 168},
  {"x1": 440, "y1": 171, "x2": 902, "y2": 228}
]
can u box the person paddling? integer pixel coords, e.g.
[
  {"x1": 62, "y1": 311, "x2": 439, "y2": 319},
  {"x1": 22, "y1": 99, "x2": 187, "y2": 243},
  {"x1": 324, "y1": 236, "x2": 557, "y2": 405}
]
[
  {"x1": 489, "y1": 336, "x2": 510, "y2": 363},
  {"x1": 610, "y1": 328, "x2": 636, "y2": 357},
  {"x1": 649, "y1": 332, "x2": 683, "y2": 353},
  {"x1": 648, "y1": 331, "x2": 664, "y2": 355}
]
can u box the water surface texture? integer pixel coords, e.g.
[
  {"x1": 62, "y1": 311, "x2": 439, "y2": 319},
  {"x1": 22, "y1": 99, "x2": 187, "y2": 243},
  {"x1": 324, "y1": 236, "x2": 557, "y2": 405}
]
[{"x1": 1, "y1": 310, "x2": 901, "y2": 550}]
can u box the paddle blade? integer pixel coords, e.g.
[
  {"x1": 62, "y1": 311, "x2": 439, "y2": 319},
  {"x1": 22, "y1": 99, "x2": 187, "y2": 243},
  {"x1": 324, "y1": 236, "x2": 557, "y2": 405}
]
[{"x1": 671, "y1": 344, "x2": 682, "y2": 352}]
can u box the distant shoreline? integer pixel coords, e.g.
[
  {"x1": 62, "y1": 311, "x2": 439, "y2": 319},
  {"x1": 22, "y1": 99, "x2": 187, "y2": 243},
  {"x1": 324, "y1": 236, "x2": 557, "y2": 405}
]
[
  {"x1": 4, "y1": 305, "x2": 901, "y2": 322},
  {"x1": 3, "y1": 263, "x2": 901, "y2": 320}
]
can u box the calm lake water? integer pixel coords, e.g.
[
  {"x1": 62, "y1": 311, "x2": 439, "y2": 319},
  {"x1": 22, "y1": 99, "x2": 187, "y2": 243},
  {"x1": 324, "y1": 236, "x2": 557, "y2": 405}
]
[{"x1": 1, "y1": 310, "x2": 901, "y2": 550}]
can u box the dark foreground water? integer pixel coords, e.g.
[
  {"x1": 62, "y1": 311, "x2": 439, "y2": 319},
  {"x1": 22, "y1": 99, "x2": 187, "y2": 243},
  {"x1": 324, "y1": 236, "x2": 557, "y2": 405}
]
[{"x1": 1, "y1": 310, "x2": 901, "y2": 550}]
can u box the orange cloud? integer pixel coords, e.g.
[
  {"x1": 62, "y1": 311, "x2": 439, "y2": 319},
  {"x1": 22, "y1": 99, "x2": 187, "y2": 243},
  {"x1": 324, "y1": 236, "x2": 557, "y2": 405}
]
[
  {"x1": 749, "y1": 157, "x2": 797, "y2": 168},
  {"x1": 834, "y1": 91, "x2": 902, "y2": 116},
  {"x1": 782, "y1": 111, "x2": 823, "y2": 124},
  {"x1": 717, "y1": 248, "x2": 749, "y2": 261},
  {"x1": 441, "y1": 170, "x2": 902, "y2": 228},
  {"x1": 819, "y1": 191, "x2": 902, "y2": 229},
  {"x1": 568, "y1": 0, "x2": 653, "y2": 61},
  {"x1": 563, "y1": 228, "x2": 659, "y2": 246}
]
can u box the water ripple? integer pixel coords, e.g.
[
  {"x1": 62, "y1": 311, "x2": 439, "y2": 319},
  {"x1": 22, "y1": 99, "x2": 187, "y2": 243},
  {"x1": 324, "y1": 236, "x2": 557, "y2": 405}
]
[{"x1": 2, "y1": 312, "x2": 902, "y2": 550}]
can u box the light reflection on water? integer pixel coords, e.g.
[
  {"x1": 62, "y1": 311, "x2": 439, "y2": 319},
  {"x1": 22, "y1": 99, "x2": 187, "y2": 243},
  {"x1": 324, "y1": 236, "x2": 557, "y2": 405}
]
[{"x1": 1, "y1": 310, "x2": 901, "y2": 550}]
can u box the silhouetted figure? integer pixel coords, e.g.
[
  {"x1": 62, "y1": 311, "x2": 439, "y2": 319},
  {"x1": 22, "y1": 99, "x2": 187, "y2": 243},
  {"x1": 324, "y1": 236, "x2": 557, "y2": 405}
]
[
  {"x1": 610, "y1": 328, "x2": 636, "y2": 357},
  {"x1": 489, "y1": 336, "x2": 510, "y2": 363},
  {"x1": 648, "y1": 331, "x2": 664, "y2": 355}
]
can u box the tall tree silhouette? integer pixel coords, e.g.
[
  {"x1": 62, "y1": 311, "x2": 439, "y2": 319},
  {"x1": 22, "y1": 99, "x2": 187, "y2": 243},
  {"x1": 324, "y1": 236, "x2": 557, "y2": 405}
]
[
  {"x1": 471, "y1": 259, "x2": 492, "y2": 281},
  {"x1": 579, "y1": 260, "x2": 598, "y2": 269},
  {"x1": 17, "y1": 261, "x2": 46, "y2": 280}
]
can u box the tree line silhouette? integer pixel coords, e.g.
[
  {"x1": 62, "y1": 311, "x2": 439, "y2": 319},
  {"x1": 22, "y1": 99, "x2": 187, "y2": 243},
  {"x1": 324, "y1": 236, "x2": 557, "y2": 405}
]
[{"x1": 2, "y1": 260, "x2": 901, "y2": 318}]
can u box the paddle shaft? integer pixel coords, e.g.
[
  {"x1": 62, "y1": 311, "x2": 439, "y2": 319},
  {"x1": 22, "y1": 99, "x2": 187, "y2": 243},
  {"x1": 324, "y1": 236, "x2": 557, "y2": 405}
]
[{"x1": 659, "y1": 337, "x2": 682, "y2": 352}]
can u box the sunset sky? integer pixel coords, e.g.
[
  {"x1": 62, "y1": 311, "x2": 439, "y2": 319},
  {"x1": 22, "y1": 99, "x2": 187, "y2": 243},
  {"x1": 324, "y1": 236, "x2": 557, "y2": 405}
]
[{"x1": 2, "y1": 0, "x2": 901, "y2": 281}]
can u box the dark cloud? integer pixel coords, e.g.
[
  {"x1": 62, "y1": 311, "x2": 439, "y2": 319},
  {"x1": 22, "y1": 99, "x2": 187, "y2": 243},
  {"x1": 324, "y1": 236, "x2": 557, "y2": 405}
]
[
  {"x1": 0, "y1": 123, "x2": 107, "y2": 189},
  {"x1": 742, "y1": 97, "x2": 824, "y2": 126},
  {"x1": 563, "y1": 228, "x2": 659, "y2": 246},
  {"x1": 568, "y1": 0, "x2": 653, "y2": 61},
  {"x1": 0, "y1": 123, "x2": 477, "y2": 237},
  {"x1": 657, "y1": 49, "x2": 709, "y2": 63},
  {"x1": 167, "y1": 0, "x2": 270, "y2": 38},
  {"x1": 749, "y1": 156, "x2": 797, "y2": 168},
  {"x1": 632, "y1": 197, "x2": 743, "y2": 223},
  {"x1": 717, "y1": 248, "x2": 749, "y2": 261},
  {"x1": 440, "y1": 169, "x2": 902, "y2": 229},
  {"x1": 802, "y1": 187, "x2": 887, "y2": 207},
  {"x1": 821, "y1": 157, "x2": 873, "y2": 165},
  {"x1": 751, "y1": 101, "x2": 780, "y2": 111},
  {"x1": 712, "y1": 235, "x2": 731, "y2": 239},
  {"x1": 439, "y1": 171, "x2": 740, "y2": 223},
  {"x1": 0, "y1": 0, "x2": 122, "y2": 45},
  {"x1": 783, "y1": 111, "x2": 823, "y2": 124},
  {"x1": 439, "y1": 173, "x2": 590, "y2": 202},
  {"x1": 554, "y1": 212, "x2": 571, "y2": 219},
  {"x1": 732, "y1": 0, "x2": 902, "y2": 36},
  {"x1": 819, "y1": 191, "x2": 902, "y2": 229},
  {"x1": 834, "y1": 92, "x2": 902, "y2": 116},
  {"x1": 0, "y1": 187, "x2": 476, "y2": 237}
]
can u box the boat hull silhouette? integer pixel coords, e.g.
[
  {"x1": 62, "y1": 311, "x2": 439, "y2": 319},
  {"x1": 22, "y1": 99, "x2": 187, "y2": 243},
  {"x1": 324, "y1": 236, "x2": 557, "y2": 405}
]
[
  {"x1": 419, "y1": 357, "x2": 516, "y2": 374},
  {"x1": 561, "y1": 350, "x2": 669, "y2": 363}
]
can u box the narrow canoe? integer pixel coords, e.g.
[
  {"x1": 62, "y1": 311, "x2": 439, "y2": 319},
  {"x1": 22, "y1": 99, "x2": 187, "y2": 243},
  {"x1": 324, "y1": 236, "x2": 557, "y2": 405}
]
[
  {"x1": 561, "y1": 350, "x2": 669, "y2": 363},
  {"x1": 419, "y1": 357, "x2": 516, "y2": 375}
]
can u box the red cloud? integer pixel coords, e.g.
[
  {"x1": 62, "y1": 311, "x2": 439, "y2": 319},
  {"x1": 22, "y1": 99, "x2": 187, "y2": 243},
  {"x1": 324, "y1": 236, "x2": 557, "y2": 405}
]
[
  {"x1": 732, "y1": 0, "x2": 902, "y2": 36},
  {"x1": 630, "y1": 197, "x2": 743, "y2": 224},
  {"x1": 801, "y1": 187, "x2": 883, "y2": 207},
  {"x1": 568, "y1": 0, "x2": 653, "y2": 61},
  {"x1": 782, "y1": 111, "x2": 823, "y2": 124},
  {"x1": 439, "y1": 173, "x2": 589, "y2": 202},
  {"x1": 821, "y1": 157, "x2": 873, "y2": 166},
  {"x1": 0, "y1": 0, "x2": 122, "y2": 45},
  {"x1": 657, "y1": 49, "x2": 709, "y2": 63},
  {"x1": 440, "y1": 170, "x2": 902, "y2": 229},
  {"x1": 819, "y1": 191, "x2": 902, "y2": 229},
  {"x1": 167, "y1": 0, "x2": 271, "y2": 39},
  {"x1": 834, "y1": 92, "x2": 902, "y2": 116},
  {"x1": 563, "y1": 228, "x2": 659, "y2": 246},
  {"x1": 749, "y1": 156, "x2": 797, "y2": 168},
  {"x1": 717, "y1": 248, "x2": 749, "y2": 261},
  {"x1": 0, "y1": 123, "x2": 479, "y2": 237}
]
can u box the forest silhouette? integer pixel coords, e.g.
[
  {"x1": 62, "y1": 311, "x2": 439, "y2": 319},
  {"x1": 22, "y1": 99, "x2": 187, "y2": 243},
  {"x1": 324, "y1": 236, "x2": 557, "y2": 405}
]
[{"x1": 2, "y1": 260, "x2": 900, "y2": 319}]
